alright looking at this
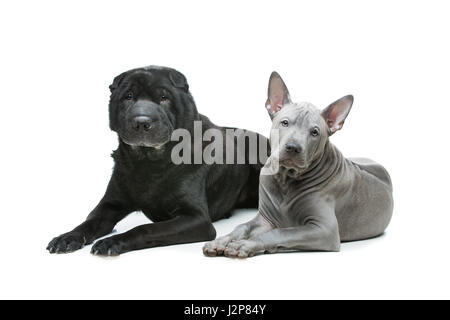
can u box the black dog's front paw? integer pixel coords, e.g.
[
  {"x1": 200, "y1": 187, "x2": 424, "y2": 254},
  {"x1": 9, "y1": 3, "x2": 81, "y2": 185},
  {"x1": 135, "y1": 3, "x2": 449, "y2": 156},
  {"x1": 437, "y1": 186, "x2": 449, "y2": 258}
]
[
  {"x1": 91, "y1": 237, "x2": 126, "y2": 256},
  {"x1": 47, "y1": 231, "x2": 88, "y2": 254}
]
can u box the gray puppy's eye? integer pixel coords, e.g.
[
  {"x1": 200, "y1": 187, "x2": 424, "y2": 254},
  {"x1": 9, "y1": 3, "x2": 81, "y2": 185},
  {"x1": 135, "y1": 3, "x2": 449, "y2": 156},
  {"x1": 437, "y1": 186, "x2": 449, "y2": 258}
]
[
  {"x1": 281, "y1": 120, "x2": 289, "y2": 127},
  {"x1": 160, "y1": 95, "x2": 168, "y2": 103},
  {"x1": 125, "y1": 91, "x2": 133, "y2": 100},
  {"x1": 311, "y1": 127, "x2": 320, "y2": 137}
]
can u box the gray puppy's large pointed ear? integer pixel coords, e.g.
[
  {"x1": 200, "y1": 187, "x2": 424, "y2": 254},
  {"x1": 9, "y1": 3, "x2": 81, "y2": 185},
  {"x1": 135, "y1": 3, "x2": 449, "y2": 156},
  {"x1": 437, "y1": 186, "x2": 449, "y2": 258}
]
[
  {"x1": 321, "y1": 95, "x2": 354, "y2": 135},
  {"x1": 265, "y1": 71, "x2": 292, "y2": 118}
]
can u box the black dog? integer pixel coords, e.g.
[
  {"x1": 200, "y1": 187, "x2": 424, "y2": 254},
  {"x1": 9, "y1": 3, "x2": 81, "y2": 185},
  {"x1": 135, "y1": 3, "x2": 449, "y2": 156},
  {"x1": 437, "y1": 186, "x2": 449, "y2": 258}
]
[{"x1": 47, "y1": 66, "x2": 268, "y2": 256}]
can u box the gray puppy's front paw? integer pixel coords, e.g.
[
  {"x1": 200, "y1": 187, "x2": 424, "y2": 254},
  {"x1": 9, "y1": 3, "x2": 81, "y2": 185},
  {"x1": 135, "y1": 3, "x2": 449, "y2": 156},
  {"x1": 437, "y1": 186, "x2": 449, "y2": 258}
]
[
  {"x1": 203, "y1": 236, "x2": 232, "y2": 257},
  {"x1": 223, "y1": 240, "x2": 262, "y2": 259}
]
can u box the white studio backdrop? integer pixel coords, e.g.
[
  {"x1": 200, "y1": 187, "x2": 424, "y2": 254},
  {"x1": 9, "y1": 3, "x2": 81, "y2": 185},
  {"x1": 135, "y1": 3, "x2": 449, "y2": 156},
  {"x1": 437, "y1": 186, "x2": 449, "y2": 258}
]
[{"x1": 0, "y1": 0, "x2": 449, "y2": 299}]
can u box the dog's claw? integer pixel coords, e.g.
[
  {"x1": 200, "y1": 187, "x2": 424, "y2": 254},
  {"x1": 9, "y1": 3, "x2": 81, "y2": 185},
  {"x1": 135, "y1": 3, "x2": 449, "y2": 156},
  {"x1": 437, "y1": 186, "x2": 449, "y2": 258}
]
[{"x1": 203, "y1": 247, "x2": 217, "y2": 257}]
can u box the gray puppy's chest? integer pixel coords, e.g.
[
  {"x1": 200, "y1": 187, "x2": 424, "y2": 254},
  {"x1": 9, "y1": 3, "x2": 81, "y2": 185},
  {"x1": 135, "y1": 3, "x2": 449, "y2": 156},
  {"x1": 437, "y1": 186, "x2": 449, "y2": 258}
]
[{"x1": 258, "y1": 173, "x2": 332, "y2": 228}]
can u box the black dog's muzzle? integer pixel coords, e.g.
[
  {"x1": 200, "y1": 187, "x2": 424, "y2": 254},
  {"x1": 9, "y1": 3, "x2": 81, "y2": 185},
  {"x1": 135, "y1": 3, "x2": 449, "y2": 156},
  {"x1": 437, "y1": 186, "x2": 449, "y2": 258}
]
[{"x1": 121, "y1": 99, "x2": 172, "y2": 147}]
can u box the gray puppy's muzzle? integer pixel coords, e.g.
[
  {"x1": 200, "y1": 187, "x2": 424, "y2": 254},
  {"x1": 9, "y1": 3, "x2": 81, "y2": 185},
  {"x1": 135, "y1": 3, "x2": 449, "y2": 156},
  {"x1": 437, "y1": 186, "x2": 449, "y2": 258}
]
[{"x1": 279, "y1": 140, "x2": 307, "y2": 170}]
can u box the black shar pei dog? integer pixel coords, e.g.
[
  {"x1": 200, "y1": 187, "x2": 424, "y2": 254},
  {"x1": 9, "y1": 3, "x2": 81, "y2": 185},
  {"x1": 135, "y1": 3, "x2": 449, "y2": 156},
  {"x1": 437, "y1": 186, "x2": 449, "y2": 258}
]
[{"x1": 47, "y1": 66, "x2": 268, "y2": 256}]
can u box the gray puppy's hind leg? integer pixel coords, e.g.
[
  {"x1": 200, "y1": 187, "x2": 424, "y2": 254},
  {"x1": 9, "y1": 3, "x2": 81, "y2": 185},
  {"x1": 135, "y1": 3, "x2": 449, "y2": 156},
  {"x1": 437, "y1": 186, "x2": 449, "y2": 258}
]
[{"x1": 203, "y1": 214, "x2": 273, "y2": 257}]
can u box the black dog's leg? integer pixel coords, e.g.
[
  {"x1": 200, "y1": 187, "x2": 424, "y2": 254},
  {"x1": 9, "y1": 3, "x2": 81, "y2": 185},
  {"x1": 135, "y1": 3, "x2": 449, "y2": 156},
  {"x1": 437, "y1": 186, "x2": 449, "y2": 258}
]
[
  {"x1": 47, "y1": 179, "x2": 131, "y2": 253},
  {"x1": 91, "y1": 211, "x2": 216, "y2": 256}
]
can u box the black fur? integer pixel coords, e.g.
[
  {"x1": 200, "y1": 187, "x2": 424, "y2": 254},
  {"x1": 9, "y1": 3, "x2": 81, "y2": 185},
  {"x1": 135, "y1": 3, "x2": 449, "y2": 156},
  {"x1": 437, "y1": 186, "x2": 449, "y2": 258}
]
[{"x1": 47, "y1": 66, "x2": 268, "y2": 255}]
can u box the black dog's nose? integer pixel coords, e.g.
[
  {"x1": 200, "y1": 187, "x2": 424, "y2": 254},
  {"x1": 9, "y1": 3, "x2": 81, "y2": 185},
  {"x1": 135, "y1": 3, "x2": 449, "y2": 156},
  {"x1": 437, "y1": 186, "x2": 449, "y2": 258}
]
[
  {"x1": 132, "y1": 116, "x2": 152, "y2": 131},
  {"x1": 285, "y1": 143, "x2": 302, "y2": 154}
]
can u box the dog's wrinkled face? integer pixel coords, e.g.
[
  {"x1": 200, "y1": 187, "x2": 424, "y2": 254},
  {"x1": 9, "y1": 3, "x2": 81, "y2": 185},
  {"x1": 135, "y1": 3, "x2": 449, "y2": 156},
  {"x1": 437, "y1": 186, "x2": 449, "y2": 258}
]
[
  {"x1": 265, "y1": 72, "x2": 353, "y2": 174},
  {"x1": 108, "y1": 66, "x2": 195, "y2": 148},
  {"x1": 272, "y1": 103, "x2": 329, "y2": 171}
]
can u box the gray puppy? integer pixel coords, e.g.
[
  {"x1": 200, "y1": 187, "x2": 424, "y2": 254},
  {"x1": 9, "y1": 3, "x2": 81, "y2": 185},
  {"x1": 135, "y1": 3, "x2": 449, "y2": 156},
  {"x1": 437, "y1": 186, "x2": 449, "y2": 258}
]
[{"x1": 203, "y1": 72, "x2": 393, "y2": 258}]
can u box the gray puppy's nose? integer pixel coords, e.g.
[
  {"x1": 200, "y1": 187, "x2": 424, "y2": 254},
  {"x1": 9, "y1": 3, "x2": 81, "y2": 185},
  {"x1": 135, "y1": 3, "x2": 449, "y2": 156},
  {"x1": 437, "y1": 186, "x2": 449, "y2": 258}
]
[
  {"x1": 132, "y1": 116, "x2": 152, "y2": 132},
  {"x1": 285, "y1": 142, "x2": 302, "y2": 154}
]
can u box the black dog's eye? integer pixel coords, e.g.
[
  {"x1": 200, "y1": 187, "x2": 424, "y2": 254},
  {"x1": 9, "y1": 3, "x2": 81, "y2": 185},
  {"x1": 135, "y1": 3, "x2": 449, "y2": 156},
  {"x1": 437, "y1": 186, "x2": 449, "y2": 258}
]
[
  {"x1": 125, "y1": 91, "x2": 133, "y2": 100},
  {"x1": 311, "y1": 127, "x2": 320, "y2": 137},
  {"x1": 281, "y1": 120, "x2": 289, "y2": 127}
]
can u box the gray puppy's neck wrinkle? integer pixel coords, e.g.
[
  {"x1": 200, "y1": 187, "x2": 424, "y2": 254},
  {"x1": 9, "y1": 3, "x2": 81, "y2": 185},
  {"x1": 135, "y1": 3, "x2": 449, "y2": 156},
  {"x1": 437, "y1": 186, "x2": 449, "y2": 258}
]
[{"x1": 274, "y1": 141, "x2": 345, "y2": 198}]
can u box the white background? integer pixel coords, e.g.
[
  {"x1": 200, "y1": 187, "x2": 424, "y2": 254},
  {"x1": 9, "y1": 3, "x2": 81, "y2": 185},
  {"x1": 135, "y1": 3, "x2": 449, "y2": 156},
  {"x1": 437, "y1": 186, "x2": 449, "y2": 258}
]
[{"x1": 1, "y1": 0, "x2": 449, "y2": 299}]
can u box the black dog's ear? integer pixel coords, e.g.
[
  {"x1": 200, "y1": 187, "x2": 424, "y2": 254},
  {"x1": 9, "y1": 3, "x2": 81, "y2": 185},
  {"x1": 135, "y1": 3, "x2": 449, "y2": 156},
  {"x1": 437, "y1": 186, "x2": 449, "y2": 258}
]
[
  {"x1": 168, "y1": 70, "x2": 189, "y2": 92},
  {"x1": 109, "y1": 72, "x2": 128, "y2": 93},
  {"x1": 266, "y1": 71, "x2": 292, "y2": 119}
]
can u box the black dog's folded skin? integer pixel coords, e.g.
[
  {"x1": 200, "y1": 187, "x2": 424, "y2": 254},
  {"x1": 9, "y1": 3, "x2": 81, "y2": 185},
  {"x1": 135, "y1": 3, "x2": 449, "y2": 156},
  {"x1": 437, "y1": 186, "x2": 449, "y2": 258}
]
[{"x1": 47, "y1": 66, "x2": 268, "y2": 256}]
